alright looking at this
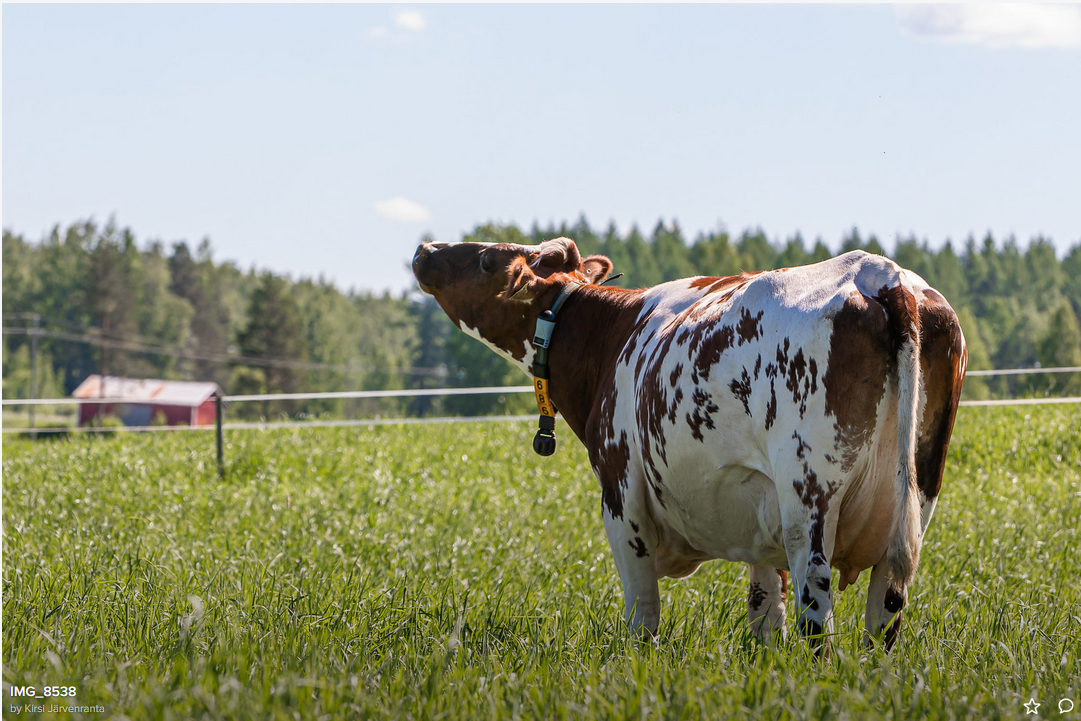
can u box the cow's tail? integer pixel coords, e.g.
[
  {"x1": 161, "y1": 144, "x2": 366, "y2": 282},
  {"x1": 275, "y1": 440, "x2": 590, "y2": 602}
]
[{"x1": 883, "y1": 283, "x2": 923, "y2": 591}]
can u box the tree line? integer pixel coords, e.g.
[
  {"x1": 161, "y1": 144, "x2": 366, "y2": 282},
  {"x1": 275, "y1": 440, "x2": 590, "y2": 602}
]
[{"x1": 4, "y1": 216, "x2": 1080, "y2": 419}]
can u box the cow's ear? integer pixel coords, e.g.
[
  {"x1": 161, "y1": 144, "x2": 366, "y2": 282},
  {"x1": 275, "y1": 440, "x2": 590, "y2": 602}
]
[
  {"x1": 508, "y1": 275, "x2": 550, "y2": 303},
  {"x1": 530, "y1": 237, "x2": 582, "y2": 278},
  {"x1": 581, "y1": 255, "x2": 613, "y2": 284},
  {"x1": 505, "y1": 262, "x2": 541, "y2": 302}
]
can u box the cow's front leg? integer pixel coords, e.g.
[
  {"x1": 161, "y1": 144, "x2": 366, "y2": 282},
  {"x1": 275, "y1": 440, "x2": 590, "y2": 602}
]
[
  {"x1": 602, "y1": 507, "x2": 660, "y2": 638},
  {"x1": 747, "y1": 565, "x2": 788, "y2": 644}
]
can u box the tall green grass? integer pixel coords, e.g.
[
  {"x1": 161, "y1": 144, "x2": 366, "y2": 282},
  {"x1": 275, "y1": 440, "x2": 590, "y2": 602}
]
[{"x1": 3, "y1": 406, "x2": 1079, "y2": 719}]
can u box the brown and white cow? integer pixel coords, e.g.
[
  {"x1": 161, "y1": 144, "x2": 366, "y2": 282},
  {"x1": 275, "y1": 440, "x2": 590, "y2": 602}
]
[{"x1": 412, "y1": 237, "x2": 966, "y2": 652}]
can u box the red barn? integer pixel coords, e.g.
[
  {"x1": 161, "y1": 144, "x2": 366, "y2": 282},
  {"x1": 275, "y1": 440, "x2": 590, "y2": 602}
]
[{"x1": 73, "y1": 375, "x2": 220, "y2": 427}]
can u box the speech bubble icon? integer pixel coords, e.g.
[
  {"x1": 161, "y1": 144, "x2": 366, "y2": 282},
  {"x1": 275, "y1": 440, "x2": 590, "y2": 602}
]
[{"x1": 1061, "y1": 698, "x2": 1075, "y2": 714}]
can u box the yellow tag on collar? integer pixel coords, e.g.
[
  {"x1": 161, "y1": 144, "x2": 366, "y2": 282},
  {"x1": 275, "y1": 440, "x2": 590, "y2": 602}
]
[{"x1": 534, "y1": 377, "x2": 555, "y2": 417}]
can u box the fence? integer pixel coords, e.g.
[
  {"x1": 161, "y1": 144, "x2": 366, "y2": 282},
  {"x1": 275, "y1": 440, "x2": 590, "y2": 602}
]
[{"x1": 2, "y1": 368, "x2": 1079, "y2": 477}]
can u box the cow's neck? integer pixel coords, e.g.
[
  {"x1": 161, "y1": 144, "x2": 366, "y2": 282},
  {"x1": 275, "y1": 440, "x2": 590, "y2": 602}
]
[{"x1": 536, "y1": 283, "x2": 646, "y2": 442}]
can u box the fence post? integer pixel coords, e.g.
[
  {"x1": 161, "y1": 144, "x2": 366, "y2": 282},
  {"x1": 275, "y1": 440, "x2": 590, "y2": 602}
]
[
  {"x1": 216, "y1": 392, "x2": 224, "y2": 478},
  {"x1": 29, "y1": 314, "x2": 39, "y2": 440}
]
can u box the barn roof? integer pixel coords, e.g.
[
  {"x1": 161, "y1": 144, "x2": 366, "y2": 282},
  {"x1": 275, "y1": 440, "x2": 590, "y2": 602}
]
[{"x1": 72, "y1": 375, "x2": 220, "y2": 406}]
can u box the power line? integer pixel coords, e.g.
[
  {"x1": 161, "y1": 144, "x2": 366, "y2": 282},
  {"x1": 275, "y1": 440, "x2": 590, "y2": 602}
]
[{"x1": 2, "y1": 325, "x2": 447, "y2": 377}]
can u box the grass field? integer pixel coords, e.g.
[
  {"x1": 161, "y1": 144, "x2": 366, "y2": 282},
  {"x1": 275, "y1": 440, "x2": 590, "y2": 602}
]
[{"x1": 3, "y1": 405, "x2": 1079, "y2": 720}]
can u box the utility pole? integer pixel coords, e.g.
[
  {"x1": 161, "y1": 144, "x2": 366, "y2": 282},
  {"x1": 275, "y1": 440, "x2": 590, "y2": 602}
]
[{"x1": 29, "y1": 313, "x2": 40, "y2": 440}]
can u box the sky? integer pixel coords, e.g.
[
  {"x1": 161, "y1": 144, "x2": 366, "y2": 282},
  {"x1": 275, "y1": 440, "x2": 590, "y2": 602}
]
[{"x1": 3, "y1": 3, "x2": 1081, "y2": 295}]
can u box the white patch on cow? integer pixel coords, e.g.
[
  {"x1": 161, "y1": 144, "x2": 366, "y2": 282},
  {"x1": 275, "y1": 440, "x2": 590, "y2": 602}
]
[{"x1": 457, "y1": 320, "x2": 535, "y2": 377}]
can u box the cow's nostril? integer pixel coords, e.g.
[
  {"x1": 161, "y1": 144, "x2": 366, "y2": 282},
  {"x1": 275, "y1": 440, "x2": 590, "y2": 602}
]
[{"x1": 412, "y1": 246, "x2": 428, "y2": 271}]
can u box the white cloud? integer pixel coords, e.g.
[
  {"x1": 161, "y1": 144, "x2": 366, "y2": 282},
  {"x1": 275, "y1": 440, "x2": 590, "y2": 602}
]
[
  {"x1": 395, "y1": 10, "x2": 426, "y2": 32},
  {"x1": 374, "y1": 197, "x2": 431, "y2": 223},
  {"x1": 896, "y1": 4, "x2": 1081, "y2": 49}
]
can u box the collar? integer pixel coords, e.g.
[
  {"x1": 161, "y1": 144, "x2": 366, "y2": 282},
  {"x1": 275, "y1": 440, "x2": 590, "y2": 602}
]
[
  {"x1": 529, "y1": 279, "x2": 584, "y2": 457},
  {"x1": 533, "y1": 279, "x2": 585, "y2": 351},
  {"x1": 548, "y1": 279, "x2": 585, "y2": 318}
]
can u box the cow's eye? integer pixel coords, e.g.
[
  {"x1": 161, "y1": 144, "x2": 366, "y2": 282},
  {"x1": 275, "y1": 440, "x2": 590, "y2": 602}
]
[{"x1": 479, "y1": 251, "x2": 494, "y2": 274}]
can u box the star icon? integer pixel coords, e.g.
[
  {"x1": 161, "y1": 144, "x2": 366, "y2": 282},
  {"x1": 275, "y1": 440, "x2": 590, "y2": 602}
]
[{"x1": 1024, "y1": 698, "x2": 1040, "y2": 714}]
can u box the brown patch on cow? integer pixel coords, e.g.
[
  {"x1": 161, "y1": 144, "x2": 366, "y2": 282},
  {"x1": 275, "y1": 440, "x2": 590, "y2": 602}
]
[
  {"x1": 636, "y1": 343, "x2": 680, "y2": 480},
  {"x1": 765, "y1": 382, "x2": 778, "y2": 429},
  {"x1": 669, "y1": 363, "x2": 683, "y2": 387},
  {"x1": 686, "y1": 388, "x2": 720, "y2": 441},
  {"x1": 592, "y1": 428, "x2": 632, "y2": 521},
  {"x1": 668, "y1": 388, "x2": 684, "y2": 423},
  {"x1": 759, "y1": 339, "x2": 816, "y2": 427},
  {"x1": 777, "y1": 568, "x2": 789, "y2": 595},
  {"x1": 799, "y1": 584, "x2": 820, "y2": 612},
  {"x1": 629, "y1": 537, "x2": 649, "y2": 557},
  {"x1": 729, "y1": 368, "x2": 753, "y2": 415},
  {"x1": 649, "y1": 479, "x2": 666, "y2": 506},
  {"x1": 736, "y1": 308, "x2": 764, "y2": 345},
  {"x1": 794, "y1": 432, "x2": 811, "y2": 460},
  {"x1": 689, "y1": 273, "x2": 760, "y2": 296},
  {"x1": 913, "y1": 290, "x2": 967, "y2": 501},
  {"x1": 748, "y1": 582, "x2": 768, "y2": 612},
  {"x1": 786, "y1": 349, "x2": 807, "y2": 405},
  {"x1": 618, "y1": 313, "x2": 652, "y2": 367},
  {"x1": 588, "y1": 368, "x2": 635, "y2": 521},
  {"x1": 875, "y1": 284, "x2": 920, "y2": 352},
  {"x1": 822, "y1": 292, "x2": 889, "y2": 471},
  {"x1": 691, "y1": 325, "x2": 735, "y2": 383}
]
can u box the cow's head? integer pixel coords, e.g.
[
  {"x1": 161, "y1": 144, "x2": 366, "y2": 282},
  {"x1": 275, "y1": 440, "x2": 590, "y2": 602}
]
[{"x1": 412, "y1": 237, "x2": 613, "y2": 371}]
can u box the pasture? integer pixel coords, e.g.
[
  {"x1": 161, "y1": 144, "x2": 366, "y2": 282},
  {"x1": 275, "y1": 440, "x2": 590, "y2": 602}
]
[{"x1": 3, "y1": 406, "x2": 1079, "y2": 720}]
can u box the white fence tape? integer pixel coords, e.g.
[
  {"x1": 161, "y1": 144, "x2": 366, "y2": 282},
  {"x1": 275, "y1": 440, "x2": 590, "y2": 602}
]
[
  {"x1": 957, "y1": 397, "x2": 1081, "y2": 407},
  {"x1": 966, "y1": 366, "x2": 1081, "y2": 377},
  {"x1": 2, "y1": 415, "x2": 536, "y2": 435},
  {"x1": 3, "y1": 373, "x2": 1079, "y2": 437},
  {"x1": 222, "y1": 385, "x2": 534, "y2": 403}
]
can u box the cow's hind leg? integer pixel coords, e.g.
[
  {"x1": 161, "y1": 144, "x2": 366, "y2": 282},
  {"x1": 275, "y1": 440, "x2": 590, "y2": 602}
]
[
  {"x1": 747, "y1": 565, "x2": 788, "y2": 644},
  {"x1": 778, "y1": 507, "x2": 836, "y2": 657},
  {"x1": 865, "y1": 561, "x2": 906, "y2": 651}
]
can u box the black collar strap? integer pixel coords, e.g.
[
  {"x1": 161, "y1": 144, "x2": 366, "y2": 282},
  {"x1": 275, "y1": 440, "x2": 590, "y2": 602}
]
[{"x1": 530, "y1": 280, "x2": 584, "y2": 456}]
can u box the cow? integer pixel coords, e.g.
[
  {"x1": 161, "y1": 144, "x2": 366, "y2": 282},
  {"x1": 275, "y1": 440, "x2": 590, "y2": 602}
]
[{"x1": 412, "y1": 237, "x2": 966, "y2": 653}]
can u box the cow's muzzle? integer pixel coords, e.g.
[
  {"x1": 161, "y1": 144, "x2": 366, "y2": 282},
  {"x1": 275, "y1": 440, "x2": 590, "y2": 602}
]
[{"x1": 412, "y1": 242, "x2": 439, "y2": 290}]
